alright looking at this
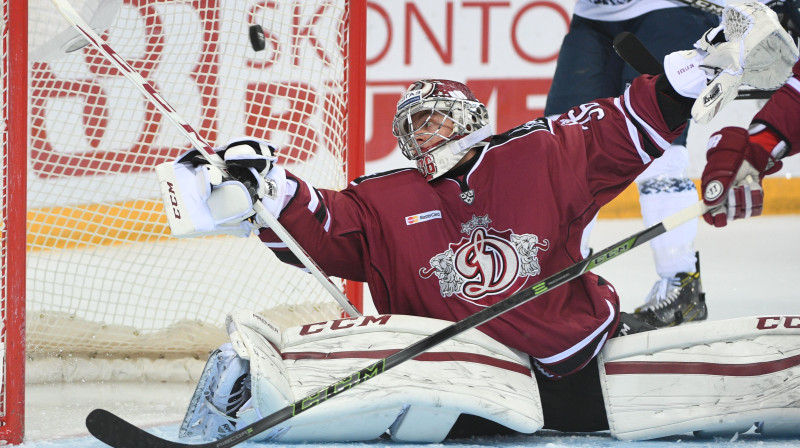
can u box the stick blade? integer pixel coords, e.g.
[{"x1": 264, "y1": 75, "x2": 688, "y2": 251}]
[{"x1": 86, "y1": 409, "x2": 187, "y2": 448}]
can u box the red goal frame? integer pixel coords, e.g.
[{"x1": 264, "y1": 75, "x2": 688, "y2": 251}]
[
  {"x1": 1, "y1": 0, "x2": 365, "y2": 443},
  {"x1": 2, "y1": 0, "x2": 27, "y2": 443}
]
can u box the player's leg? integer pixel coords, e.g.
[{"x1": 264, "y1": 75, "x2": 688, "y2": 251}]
[
  {"x1": 631, "y1": 144, "x2": 706, "y2": 327},
  {"x1": 623, "y1": 7, "x2": 719, "y2": 327},
  {"x1": 544, "y1": 16, "x2": 625, "y2": 117},
  {"x1": 534, "y1": 356, "x2": 609, "y2": 432},
  {"x1": 182, "y1": 311, "x2": 543, "y2": 443}
]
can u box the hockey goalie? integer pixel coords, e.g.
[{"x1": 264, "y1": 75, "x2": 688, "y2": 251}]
[{"x1": 157, "y1": 1, "x2": 800, "y2": 443}]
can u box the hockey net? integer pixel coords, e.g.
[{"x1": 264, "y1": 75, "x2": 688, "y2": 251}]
[{"x1": 2, "y1": 0, "x2": 364, "y2": 441}]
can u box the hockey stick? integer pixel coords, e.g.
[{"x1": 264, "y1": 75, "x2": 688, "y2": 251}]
[
  {"x1": 612, "y1": 31, "x2": 775, "y2": 100},
  {"x1": 48, "y1": 0, "x2": 361, "y2": 318},
  {"x1": 86, "y1": 201, "x2": 707, "y2": 448}
]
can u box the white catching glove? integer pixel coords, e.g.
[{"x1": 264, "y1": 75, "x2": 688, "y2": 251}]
[
  {"x1": 155, "y1": 138, "x2": 291, "y2": 238},
  {"x1": 217, "y1": 138, "x2": 291, "y2": 221},
  {"x1": 664, "y1": 1, "x2": 799, "y2": 124}
]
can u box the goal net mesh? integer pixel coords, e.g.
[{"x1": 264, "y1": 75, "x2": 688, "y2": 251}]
[{"x1": 23, "y1": 0, "x2": 358, "y2": 363}]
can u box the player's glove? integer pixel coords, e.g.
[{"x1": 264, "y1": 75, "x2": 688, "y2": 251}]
[
  {"x1": 156, "y1": 138, "x2": 290, "y2": 238},
  {"x1": 664, "y1": 1, "x2": 798, "y2": 124},
  {"x1": 184, "y1": 138, "x2": 289, "y2": 218},
  {"x1": 701, "y1": 127, "x2": 783, "y2": 227},
  {"x1": 218, "y1": 139, "x2": 278, "y2": 202}
]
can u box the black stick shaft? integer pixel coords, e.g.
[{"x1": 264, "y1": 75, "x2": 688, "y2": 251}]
[
  {"x1": 613, "y1": 31, "x2": 663, "y2": 76},
  {"x1": 86, "y1": 202, "x2": 705, "y2": 448}
]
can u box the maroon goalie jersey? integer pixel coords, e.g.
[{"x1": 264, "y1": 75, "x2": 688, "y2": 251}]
[{"x1": 260, "y1": 74, "x2": 687, "y2": 377}]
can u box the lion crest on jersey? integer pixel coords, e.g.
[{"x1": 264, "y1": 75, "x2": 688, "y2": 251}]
[{"x1": 419, "y1": 215, "x2": 549, "y2": 305}]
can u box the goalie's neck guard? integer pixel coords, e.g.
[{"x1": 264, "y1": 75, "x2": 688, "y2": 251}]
[{"x1": 415, "y1": 125, "x2": 493, "y2": 181}]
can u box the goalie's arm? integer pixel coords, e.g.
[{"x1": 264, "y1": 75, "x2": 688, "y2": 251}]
[
  {"x1": 257, "y1": 172, "x2": 371, "y2": 282},
  {"x1": 751, "y1": 59, "x2": 800, "y2": 157},
  {"x1": 158, "y1": 137, "x2": 371, "y2": 281}
]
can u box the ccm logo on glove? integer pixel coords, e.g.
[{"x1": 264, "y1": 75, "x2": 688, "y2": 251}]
[{"x1": 165, "y1": 181, "x2": 181, "y2": 219}]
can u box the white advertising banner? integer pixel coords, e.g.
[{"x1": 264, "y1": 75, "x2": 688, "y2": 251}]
[
  {"x1": 363, "y1": 0, "x2": 797, "y2": 178},
  {"x1": 364, "y1": 0, "x2": 573, "y2": 173}
]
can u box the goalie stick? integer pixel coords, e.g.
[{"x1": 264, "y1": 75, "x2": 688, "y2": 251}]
[
  {"x1": 85, "y1": 201, "x2": 707, "y2": 448},
  {"x1": 612, "y1": 31, "x2": 775, "y2": 100},
  {"x1": 47, "y1": 0, "x2": 361, "y2": 318}
]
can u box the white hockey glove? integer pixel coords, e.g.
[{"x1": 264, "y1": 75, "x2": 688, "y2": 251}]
[
  {"x1": 156, "y1": 157, "x2": 256, "y2": 238},
  {"x1": 217, "y1": 139, "x2": 278, "y2": 203},
  {"x1": 218, "y1": 138, "x2": 294, "y2": 227},
  {"x1": 664, "y1": 1, "x2": 799, "y2": 124},
  {"x1": 155, "y1": 138, "x2": 290, "y2": 238}
]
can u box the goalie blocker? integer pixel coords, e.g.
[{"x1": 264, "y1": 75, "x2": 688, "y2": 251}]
[{"x1": 182, "y1": 311, "x2": 800, "y2": 442}]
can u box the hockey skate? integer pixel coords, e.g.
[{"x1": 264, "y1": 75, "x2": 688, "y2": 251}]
[{"x1": 632, "y1": 254, "x2": 706, "y2": 328}]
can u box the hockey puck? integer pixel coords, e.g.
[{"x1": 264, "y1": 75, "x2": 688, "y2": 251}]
[{"x1": 249, "y1": 24, "x2": 266, "y2": 52}]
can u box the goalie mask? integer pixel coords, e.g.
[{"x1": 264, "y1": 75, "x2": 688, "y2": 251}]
[{"x1": 392, "y1": 79, "x2": 491, "y2": 181}]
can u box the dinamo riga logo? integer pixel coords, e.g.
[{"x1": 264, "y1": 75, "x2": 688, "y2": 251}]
[{"x1": 419, "y1": 215, "x2": 549, "y2": 304}]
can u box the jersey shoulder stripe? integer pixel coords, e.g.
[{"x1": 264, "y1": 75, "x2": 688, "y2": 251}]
[
  {"x1": 351, "y1": 167, "x2": 418, "y2": 186},
  {"x1": 490, "y1": 117, "x2": 553, "y2": 147}
]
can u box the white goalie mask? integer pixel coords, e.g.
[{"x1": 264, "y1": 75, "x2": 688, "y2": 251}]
[{"x1": 392, "y1": 79, "x2": 491, "y2": 181}]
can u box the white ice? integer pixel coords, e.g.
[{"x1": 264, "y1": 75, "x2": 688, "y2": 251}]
[{"x1": 21, "y1": 215, "x2": 800, "y2": 448}]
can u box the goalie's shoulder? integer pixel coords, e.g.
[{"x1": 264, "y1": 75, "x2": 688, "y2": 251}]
[
  {"x1": 350, "y1": 167, "x2": 421, "y2": 187},
  {"x1": 488, "y1": 117, "x2": 556, "y2": 150}
]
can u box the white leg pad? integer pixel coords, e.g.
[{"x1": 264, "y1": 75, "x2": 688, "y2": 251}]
[
  {"x1": 389, "y1": 405, "x2": 461, "y2": 442},
  {"x1": 199, "y1": 310, "x2": 543, "y2": 443},
  {"x1": 599, "y1": 316, "x2": 800, "y2": 440}
]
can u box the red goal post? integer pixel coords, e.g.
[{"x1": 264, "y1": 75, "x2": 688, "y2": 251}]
[{"x1": 2, "y1": 0, "x2": 365, "y2": 443}]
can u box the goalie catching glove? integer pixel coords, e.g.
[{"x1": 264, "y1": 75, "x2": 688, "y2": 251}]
[
  {"x1": 155, "y1": 138, "x2": 293, "y2": 238},
  {"x1": 664, "y1": 1, "x2": 799, "y2": 124}
]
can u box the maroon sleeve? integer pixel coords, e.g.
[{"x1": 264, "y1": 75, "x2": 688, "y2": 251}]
[
  {"x1": 257, "y1": 171, "x2": 369, "y2": 282},
  {"x1": 553, "y1": 74, "x2": 689, "y2": 210},
  {"x1": 752, "y1": 60, "x2": 800, "y2": 158}
]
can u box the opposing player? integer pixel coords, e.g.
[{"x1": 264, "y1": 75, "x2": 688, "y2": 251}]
[
  {"x1": 544, "y1": 0, "x2": 720, "y2": 328},
  {"x1": 701, "y1": 57, "x2": 800, "y2": 226},
  {"x1": 157, "y1": 2, "x2": 798, "y2": 442}
]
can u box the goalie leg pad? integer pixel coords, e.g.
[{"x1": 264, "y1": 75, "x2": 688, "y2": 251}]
[
  {"x1": 268, "y1": 314, "x2": 543, "y2": 443},
  {"x1": 181, "y1": 311, "x2": 544, "y2": 443},
  {"x1": 179, "y1": 343, "x2": 251, "y2": 440},
  {"x1": 181, "y1": 310, "x2": 293, "y2": 440},
  {"x1": 599, "y1": 315, "x2": 800, "y2": 440}
]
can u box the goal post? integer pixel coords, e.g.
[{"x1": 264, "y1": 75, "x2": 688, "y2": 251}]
[
  {"x1": 3, "y1": 0, "x2": 365, "y2": 443},
  {"x1": 2, "y1": 0, "x2": 28, "y2": 444}
]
